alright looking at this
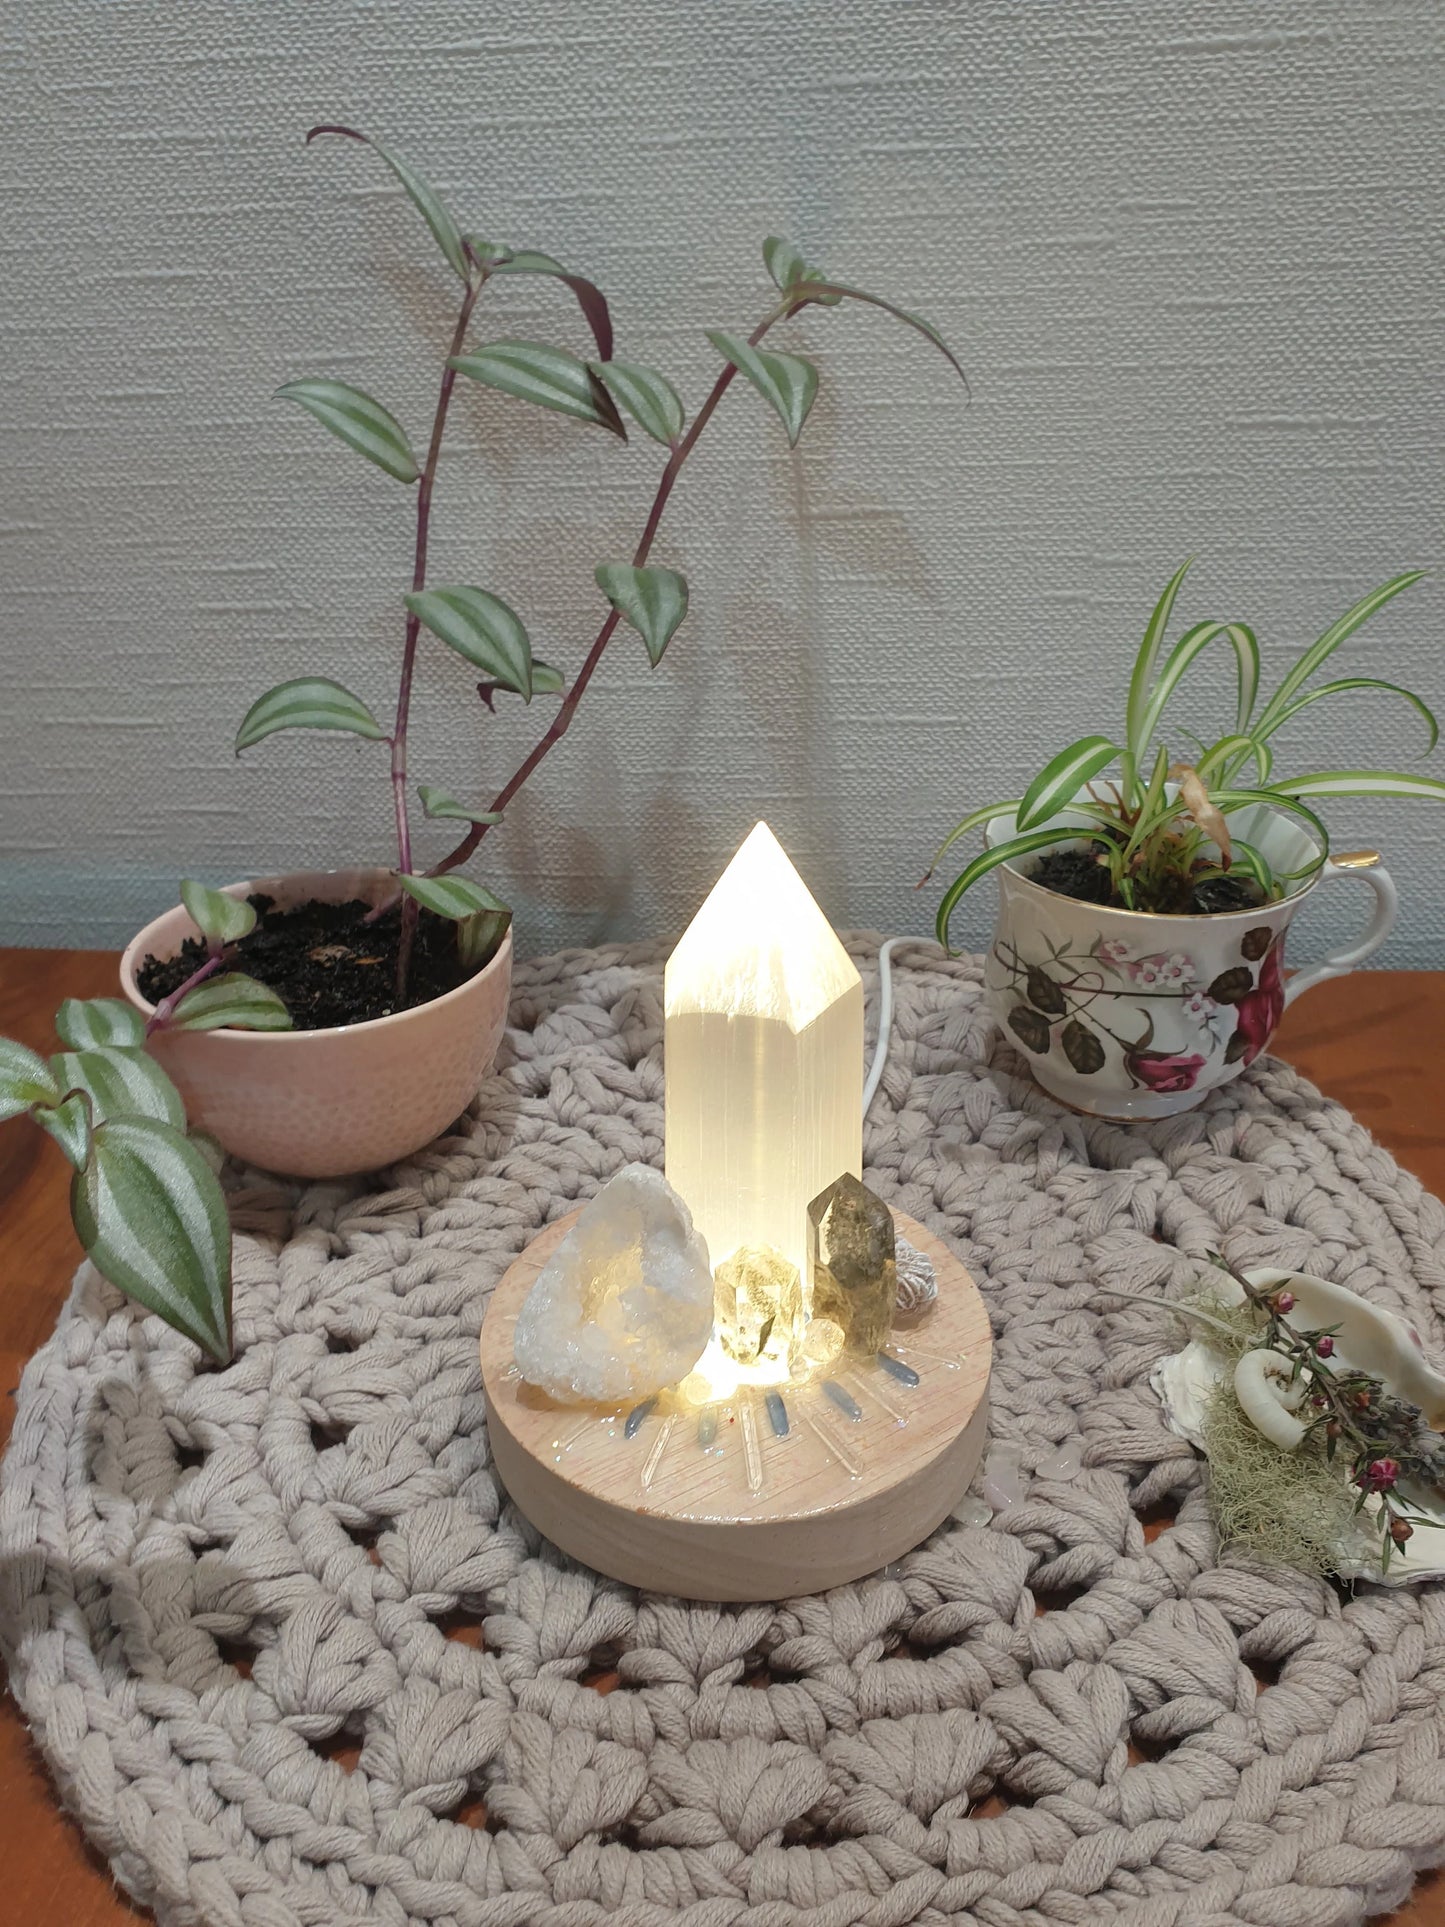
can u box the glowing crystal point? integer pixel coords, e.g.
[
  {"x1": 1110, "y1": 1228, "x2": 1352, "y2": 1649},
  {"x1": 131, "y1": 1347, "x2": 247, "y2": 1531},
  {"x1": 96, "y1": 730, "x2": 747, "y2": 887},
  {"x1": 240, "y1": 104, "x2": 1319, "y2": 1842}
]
[{"x1": 665, "y1": 822, "x2": 863, "y2": 1299}]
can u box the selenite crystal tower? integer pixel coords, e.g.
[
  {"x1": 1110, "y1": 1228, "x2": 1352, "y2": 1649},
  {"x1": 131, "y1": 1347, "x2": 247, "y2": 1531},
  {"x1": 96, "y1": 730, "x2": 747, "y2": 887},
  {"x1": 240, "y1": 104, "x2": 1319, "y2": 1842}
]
[{"x1": 664, "y1": 823, "x2": 863, "y2": 1314}]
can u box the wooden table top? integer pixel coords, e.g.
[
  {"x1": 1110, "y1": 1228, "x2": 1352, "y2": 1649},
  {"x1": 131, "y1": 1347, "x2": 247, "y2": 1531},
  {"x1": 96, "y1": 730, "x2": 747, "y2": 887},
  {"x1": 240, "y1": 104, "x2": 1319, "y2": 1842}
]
[{"x1": 2, "y1": 947, "x2": 1443, "y2": 1926}]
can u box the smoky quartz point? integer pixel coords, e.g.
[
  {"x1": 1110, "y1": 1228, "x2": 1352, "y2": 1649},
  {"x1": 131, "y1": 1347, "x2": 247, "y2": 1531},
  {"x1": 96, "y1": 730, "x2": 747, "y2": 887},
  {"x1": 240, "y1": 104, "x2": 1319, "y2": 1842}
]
[{"x1": 807, "y1": 1173, "x2": 898, "y2": 1357}]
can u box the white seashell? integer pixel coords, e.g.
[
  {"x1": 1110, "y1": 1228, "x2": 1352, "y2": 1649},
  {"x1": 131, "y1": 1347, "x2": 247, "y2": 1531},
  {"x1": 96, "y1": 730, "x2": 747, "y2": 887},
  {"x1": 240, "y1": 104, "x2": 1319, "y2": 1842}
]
[
  {"x1": 1233, "y1": 1347, "x2": 1308, "y2": 1450},
  {"x1": 895, "y1": 1235, "x2": 937, "y2": 1316}
]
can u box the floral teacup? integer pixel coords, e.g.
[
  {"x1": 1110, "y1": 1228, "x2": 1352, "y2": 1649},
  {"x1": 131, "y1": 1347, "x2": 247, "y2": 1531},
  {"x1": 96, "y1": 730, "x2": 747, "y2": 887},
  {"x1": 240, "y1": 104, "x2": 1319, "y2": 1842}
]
[{"x1": 983, "y1": 801, "x2": 1397, "y2": 1119}]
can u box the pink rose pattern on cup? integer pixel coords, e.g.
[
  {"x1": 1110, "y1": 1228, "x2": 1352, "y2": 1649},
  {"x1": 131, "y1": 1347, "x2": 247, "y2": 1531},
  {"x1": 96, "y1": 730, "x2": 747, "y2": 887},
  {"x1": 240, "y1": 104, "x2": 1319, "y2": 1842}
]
[{"x1": 993, "y1": 920, "x2": 1282, "y2": 1090}]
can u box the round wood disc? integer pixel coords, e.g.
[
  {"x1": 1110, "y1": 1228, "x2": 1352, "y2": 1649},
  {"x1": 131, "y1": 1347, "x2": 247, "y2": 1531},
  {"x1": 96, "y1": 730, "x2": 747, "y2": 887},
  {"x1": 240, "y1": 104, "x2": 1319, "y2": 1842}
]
[{"x1": 480, "y1": 1209, "x2": 991, "y2": 1601}]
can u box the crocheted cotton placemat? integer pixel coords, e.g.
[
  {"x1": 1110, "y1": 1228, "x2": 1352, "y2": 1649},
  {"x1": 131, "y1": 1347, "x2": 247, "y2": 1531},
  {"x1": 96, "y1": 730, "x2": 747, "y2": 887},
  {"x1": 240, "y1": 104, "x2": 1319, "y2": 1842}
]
[{"x1": 4, "y1": 938, "x2": 1445, "y2": 1927}]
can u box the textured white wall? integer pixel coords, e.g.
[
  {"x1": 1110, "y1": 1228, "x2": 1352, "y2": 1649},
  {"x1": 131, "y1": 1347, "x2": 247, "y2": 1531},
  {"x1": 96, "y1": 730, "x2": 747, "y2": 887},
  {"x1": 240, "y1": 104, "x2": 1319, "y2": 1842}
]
[{"x1": 2, "y1": 0, "x2": 1442, "y2": 967}]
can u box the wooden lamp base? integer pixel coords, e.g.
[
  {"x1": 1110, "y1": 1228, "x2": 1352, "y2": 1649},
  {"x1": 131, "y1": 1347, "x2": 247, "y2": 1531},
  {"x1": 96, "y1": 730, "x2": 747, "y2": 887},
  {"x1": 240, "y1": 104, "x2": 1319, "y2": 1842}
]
[{"x1": 480, "y1": 1210, "x2": 992, "y2": 1601}]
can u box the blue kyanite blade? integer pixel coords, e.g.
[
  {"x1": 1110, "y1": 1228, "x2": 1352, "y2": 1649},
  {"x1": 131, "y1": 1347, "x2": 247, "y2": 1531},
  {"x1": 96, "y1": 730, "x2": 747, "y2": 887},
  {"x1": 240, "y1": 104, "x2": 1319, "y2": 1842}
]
[
  {"x1": 765, "y1": 1390, "x2": 789, "y2": 1437},
  {"x1": 624, "y1": 1397, "x2": 657, "y2": 1439},
  {"x1": 822, "y1": 1379, "x2": 862, "y2": 1421},
  {"x1": 878, "y1": 1351, "x2": 920, "y2": 1387},
  {"x1": 697, "y1": 1408, "x2": 718, "y2": 1447}
]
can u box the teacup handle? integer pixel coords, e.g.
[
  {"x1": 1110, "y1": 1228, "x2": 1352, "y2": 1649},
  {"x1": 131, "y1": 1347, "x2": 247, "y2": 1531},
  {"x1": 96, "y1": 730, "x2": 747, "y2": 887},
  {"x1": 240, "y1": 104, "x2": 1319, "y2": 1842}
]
[{"x1": 1283, "y1": 853, "x2": 1398, "y2": 1007}]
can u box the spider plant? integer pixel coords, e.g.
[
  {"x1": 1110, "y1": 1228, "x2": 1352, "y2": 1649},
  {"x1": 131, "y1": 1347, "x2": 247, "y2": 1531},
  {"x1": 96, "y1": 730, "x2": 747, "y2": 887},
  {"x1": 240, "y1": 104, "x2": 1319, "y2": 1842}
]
[{"x1": 929, "y1": 562, "x2": 1443, "y2": 948}]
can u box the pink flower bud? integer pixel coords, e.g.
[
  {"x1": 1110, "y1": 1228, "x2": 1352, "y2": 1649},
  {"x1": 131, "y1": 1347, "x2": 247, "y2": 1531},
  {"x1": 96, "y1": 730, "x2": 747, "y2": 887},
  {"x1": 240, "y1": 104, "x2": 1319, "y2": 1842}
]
[
  {"x1": 1359, "y1": 1457, "x2": 1400, "y2": 1492},
  {"x1": 1316, "y1": 1336, "x2": 1334, "y2": 1358},
  {"x1": 1274, "y1": 1290, "x2": 1295, "y2": 1314}
]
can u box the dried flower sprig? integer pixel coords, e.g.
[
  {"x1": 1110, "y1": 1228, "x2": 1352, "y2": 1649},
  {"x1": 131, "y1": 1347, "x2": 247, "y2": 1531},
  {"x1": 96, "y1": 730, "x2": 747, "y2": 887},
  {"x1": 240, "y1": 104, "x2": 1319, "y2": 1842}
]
[{"x1": 1206, "y1": 1256, "x2": 1445, "y2": 1571}]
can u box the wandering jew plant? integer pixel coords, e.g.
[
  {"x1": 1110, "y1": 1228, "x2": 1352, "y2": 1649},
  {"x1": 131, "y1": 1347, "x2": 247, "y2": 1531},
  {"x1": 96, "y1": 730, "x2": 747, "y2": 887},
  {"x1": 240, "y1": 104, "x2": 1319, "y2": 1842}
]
[
  {"x1": 0, "y1": 993, "x2": 232, "y2": 1363},
  {"x1": 236, "y1": 124, "x2": 969, "y2": 994},
  {"x1": 928, "y1": 561, "x2": 1444, "y2": 945},
  {"x1": 3, "y1": 127, "x2": 967, "y2": 1361}
]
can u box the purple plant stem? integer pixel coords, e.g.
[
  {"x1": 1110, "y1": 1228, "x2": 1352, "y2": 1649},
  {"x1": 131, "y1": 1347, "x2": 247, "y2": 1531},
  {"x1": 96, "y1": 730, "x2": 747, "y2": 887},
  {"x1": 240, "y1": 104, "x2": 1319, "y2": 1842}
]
[
  {"x1": 146, "y1": 951, "x2": 225, "y2": 1037},
  {"x1": 428, "y1": 307, "x2": 787, "y2": 880},
  {"x1": 385, "y1": 274, "x2": 484, "y2": 994}
]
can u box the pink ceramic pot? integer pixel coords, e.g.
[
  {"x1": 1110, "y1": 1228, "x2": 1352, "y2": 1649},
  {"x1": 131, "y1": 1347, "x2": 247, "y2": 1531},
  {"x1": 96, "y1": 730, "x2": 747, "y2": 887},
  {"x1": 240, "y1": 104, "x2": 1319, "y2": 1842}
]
[{"x1": 120, "y1": 869, "x2": 513, "y2": 1178}]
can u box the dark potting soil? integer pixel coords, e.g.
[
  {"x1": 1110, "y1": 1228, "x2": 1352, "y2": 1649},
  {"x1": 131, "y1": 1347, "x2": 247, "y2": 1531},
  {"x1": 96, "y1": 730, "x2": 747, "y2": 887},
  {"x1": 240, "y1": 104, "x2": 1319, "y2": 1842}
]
[
  {"x1": 1030, "y1": 847, "x2": 1266, "y2": 917},
  {"x1": 137, "y1": 895, "x2": 475, "y2": 1031}
]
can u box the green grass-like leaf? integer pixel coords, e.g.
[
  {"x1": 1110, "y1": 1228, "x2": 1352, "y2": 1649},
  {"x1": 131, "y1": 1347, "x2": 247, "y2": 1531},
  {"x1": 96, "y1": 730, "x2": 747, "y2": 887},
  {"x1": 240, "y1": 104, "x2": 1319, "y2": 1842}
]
[
  {"x1": 1255, "y1": 572, "x2": 1428, "y2": 736},
  {"x1": 936, "y1": 826, "x2": 1094, "y2": 953},
  {"x1": 1016, "y1": 735, "x2": 1119, "y2": 832}
]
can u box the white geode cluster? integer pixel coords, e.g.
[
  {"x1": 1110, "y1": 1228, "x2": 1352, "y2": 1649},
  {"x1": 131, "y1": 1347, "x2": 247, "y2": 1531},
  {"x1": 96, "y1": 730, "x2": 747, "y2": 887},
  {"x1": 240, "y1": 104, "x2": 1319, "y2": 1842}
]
[{"x1": 512, "y1": 1164, "x2": 713, "y2": 1403}]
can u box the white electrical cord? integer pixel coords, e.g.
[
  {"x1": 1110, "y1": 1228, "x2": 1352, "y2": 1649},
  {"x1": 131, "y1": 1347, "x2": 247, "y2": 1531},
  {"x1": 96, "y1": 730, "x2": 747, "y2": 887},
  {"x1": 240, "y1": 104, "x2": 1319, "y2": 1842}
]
[{"x1": 862, "y1": 936, "x2": 905, "y2": 1116}]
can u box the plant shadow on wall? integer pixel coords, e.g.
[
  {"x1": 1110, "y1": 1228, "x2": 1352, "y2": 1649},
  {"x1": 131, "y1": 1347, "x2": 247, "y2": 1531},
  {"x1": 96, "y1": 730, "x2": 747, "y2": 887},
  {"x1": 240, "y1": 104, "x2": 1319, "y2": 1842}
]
[
  {"x1": 0, "y1": 126, "x2": 968, "y2": 1364},
  {"x1": 925, "y1": 560, "x2": 1442, "y2": 1116}
]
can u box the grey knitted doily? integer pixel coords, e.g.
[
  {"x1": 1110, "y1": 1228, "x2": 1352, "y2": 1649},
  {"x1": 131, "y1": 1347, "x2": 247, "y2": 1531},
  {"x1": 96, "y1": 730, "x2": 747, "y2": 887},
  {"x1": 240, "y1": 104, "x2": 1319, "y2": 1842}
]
[{"x1": 5, "y1": 938, "x2": 1445, "y2": 1927}]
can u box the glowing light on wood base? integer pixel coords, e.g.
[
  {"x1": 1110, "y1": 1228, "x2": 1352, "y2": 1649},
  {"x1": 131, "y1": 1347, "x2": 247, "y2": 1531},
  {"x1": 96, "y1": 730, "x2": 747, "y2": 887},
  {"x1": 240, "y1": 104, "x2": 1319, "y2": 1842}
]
[{"x1": 664, "y1": 822, "x2": 863, "y2": 1353}]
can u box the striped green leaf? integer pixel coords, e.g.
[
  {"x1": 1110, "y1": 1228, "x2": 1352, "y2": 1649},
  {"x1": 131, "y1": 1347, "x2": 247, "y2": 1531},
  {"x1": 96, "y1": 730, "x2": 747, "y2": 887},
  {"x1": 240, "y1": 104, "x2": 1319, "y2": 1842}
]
[
  {"x1": 595, "y1": 563, "x2": 689, "y2": 666},
  {"x1": 763, "y1": 236, "x2": 807, "y2": 291},
  {"x1": 923, "y1": 800, "x2": 1021, "y2": 883},
  {"x1": 457, "y1": 903, "x2": 512, "y2": 970},
  {"x1": 791, "y1": 279, "x2": 966, "y2": 378},
  {"x1": 276, "y1": 379, "x2": 419, "y2": 484},
  {"x1": 449, "y1": 341, "x2": 626, "y2": 436},
  {"x1": 1263, "y1": 676, "x2": 1438, "y2": 752},
  {"x1": 1016, "y1": 735, "x2": 1120, "y2": 832},
  {"x1": 0, "y1": 1037, "x2": 59, "y2": 1122},
  {"x1": 53, "y1": 1046, "x2": 186, "y2": 1129},
  {"x1": 589, "y1": 360, "x2": 685, "y2": 445},
  {"x1": 398, "y1": 874, "x2": 509, "y2": 921},
  {"x1": 72, "y1": 1116, "x2": 232, "y2": 1363},
  {"x1": 762, "y1": 238, "x2": 840, "y2": 305},
  {"x1": 55, "y1": 998, "x2": 146, "y2": 1050},
  {"x1": 170, "y1": 974, "x2": 294, "y2": 1034},
  {"x1": 706, "y1": 331, "x2": 818, "y2": 446},
  {"x1": 405, "y1": 587, "x2": 534, "y2": 697},
  {"x1": 36, "y1": 1092, "x2": 92, "y2": 1170},
  {"x1": 466, "y1": 243, "x2": 614, "y2": 358},
  {"x1": 531, "y1": 662, "x2": 565, "y2": 695},
  {"x1": 937, "y1": 826, "x2": 1096, "y2": 954},
  {"x1": 1125, "y1": 559, "x2": 1194, "y2": 769},
  {"x1": 1266, "y1": 769, "x2": 1445, "y2": 805},
  {"x1": 417, "y1": 786, "x2": 504, "y2": 826},
  {"x1": 1255, "y1": 572, "x2": 1428, "y2": 735},
  {"x1": 180, "y1": 879, "x2": 256, "y2": 949},
  {"x1": 236, "y1": 678, "x2": 386, "y2": 751},
  {"x1": 308, "y1": 126, "x2": 470, "y2": 282},
  {"x1": 1138, "y1": 620, "x2": 1260, "y2": 750}
]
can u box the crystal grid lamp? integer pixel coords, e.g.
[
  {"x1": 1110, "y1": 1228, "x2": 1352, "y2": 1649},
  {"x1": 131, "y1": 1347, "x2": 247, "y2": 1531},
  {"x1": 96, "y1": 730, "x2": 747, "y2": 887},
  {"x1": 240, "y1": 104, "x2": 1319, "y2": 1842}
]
[{"x1": 480, "y1": 824, "x2": 991, "y2": 1600}]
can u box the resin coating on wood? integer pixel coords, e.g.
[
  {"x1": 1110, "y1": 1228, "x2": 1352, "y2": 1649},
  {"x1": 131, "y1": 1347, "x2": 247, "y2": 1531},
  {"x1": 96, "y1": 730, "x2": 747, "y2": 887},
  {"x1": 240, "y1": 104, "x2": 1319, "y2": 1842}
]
[{"x1": 480, "y1": 1209, "x2": 991, "y2": 1600}]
